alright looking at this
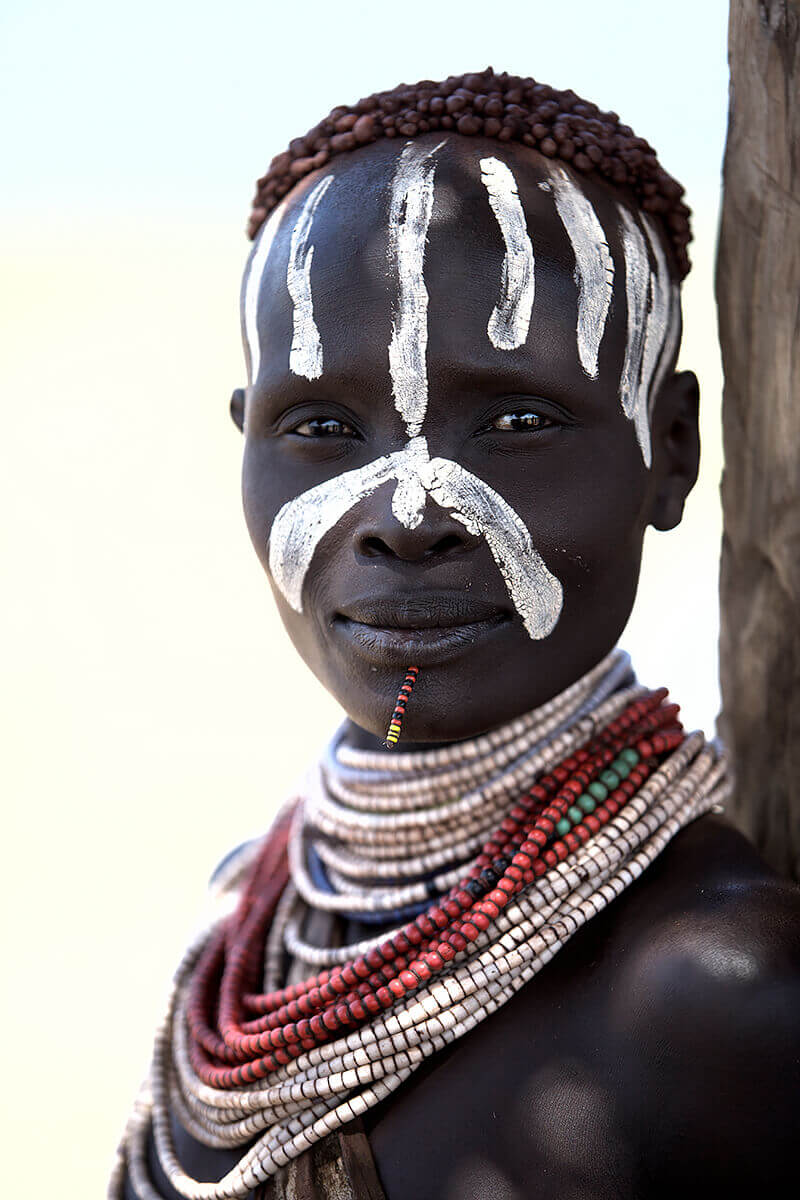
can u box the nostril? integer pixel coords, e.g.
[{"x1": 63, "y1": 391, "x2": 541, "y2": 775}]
[
  {"x1": 361, "y1": 536, "x2": 394, "y2": 558},
  {"x1": 428, "y1": 533, "x2": 464, "y2": 557}
]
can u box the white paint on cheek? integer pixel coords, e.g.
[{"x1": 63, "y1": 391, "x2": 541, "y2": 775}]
[
  {"x1": 548, "y1": 166, "x2": 614, "y2": 378},
  {"x1": 424, "y1": 458, "x2": 564, "y2": 640},
  {"x1": 617, "y1": 205, "x2": 652, "y2": 466},
  {"x1": 242, "y1": 201, "x2": 287, "y2": 388},
  {"x1": 268, "y1": 436, "x2": 564, "y2": 639},
  {"x1": 287, "y1": 174, "x2": 334, "y2": 381},
  {"x1": 268, "y1": 450, "x2": 399, "y2": 612},
  {"x1": 268, "y1": 438, "x2": 432, "y2": 612},
  {"x1": 640, "y1": 214, "x2": 678, "y2": 424},
  {"x1": 387, "y1": 142, "x2": 444, "y2": 439},
  {"x1": 479, "y1": 156, "x2": 535, "y2": 350}
]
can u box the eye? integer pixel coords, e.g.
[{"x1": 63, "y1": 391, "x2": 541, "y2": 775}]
[
  {"x1": 291, "y1": 416, "x2": 357, "y2": 438},
  {"x1": 489, "y1": 410, "x2": 553, "y2": 433}
]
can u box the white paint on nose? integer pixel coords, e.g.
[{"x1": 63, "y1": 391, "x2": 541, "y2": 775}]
[
  {"x1": 268, "y1": 435, "x2": 563, "y2": 641},
  {"x1": 480, "y1": 156, "x2": 535, "y2": 350},
  {"x1": 548, "y1": 165, "x2": 614, "y2": 379},
  {"x1": 288, "y1": 174, "x2": 334, "y2": 381},
  {"x1": 387, "y1": 142, "x2": 444, "y2": 438}
]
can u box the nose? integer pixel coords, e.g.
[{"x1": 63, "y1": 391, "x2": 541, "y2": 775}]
[{"x1": 353, "y1": 488, "x2": 480, "y2": 562}]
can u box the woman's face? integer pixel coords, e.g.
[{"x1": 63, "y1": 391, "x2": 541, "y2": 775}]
[{"x1": 237, "y1": 134, "x2": 696, "y2": 743}]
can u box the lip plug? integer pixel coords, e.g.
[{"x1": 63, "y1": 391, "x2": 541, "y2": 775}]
[{"x1": 384, "y1": 667, "x2": 419, "y2": 749}]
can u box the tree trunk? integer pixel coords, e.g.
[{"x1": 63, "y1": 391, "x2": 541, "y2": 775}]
[{"x1": 717, "y1": 0, "x2": 800, "y2": 878}]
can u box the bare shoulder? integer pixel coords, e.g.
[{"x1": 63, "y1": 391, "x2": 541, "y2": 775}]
[
  {"x1": 607, "y1": 814, "x2": 800, "y2": 1195},
  {"x1": 615, "y1": 814, "x2": 800, "y2": 999}
]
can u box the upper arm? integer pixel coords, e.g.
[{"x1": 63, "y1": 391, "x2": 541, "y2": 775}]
[{"x1": 616, "y1": 879, "x2": 800, "y2": 1197}]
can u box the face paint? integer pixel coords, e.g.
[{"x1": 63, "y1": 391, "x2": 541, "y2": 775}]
[
  {"x1": 617, "y1": 205, "x2": 679, "y2": 468},
  {"x1": 480, "y1": 157, "x2": 535, "y2": 350},
  {"x1": 640, "y1": 213, "x2": 677, "y2": 422},
  {"x1": 260, "y1": 143, "x2": 588, "y2": 641},
  {"x1": 617, "y1": 205, "x2": 652, "y2": 466},
  {"x1": 387, "y1": 142, "x2": 444, "y2": 438},
  {"x1": 423, "y1": 457, "x2": 563, "y2": 640},
  {"x1": 242, "y1": 200, "x2": 288, "y2": 389},
  {"x1": 268, "y1": 448, "x2": 402, "y2": 612},
  {"x1": 269, "y1": 436, "x2": 563, "y2": 640},
  {"x1": 649, "y1": 286, "x2": 681, "y2": 421},
  {"x1": 288, "y1": 174, "x2": 334, "y2": 381},
  {"x1": 546, "y1": 166, "x2": 614, "y2": 379}
]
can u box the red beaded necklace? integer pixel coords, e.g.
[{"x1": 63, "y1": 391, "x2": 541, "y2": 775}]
[{"x1": 186, "y1": 689, "x2": 683, "y2": 1088}]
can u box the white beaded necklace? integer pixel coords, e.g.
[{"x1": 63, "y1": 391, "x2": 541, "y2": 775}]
[{"x1": 111, "y1": 652, "x2": 731, "y2": 1200}]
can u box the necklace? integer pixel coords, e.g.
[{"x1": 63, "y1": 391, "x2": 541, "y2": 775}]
[{"x1": 111, "y1": 652, "x2": 731, "y2": 1200}]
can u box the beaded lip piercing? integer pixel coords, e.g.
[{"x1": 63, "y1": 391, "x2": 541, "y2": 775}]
[{"x1": 384, "y1": 666, "x2": 419, "y2": 747}]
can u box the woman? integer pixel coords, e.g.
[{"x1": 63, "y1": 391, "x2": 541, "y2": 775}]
[{"x1": 115, "y1": 69, "x2": 799, "y2": 1199}]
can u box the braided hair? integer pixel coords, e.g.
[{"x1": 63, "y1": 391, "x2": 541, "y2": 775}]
[{"x1": 247, "y1": 67, "x2": 691, "y2": 279}]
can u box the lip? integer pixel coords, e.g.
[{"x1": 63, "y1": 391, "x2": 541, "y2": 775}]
[{"x1": 333, "y1": 592, "x2": 509, "y2": 666}]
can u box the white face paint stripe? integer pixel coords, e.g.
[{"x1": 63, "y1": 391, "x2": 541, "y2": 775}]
[
  {"x1": 268, "y1": 434, "x2": 563, "y2": 640},
  {"x1": 425, "y1": 457, "x2": 563, "y2": 640},
  {"x1": 268, "y1": 450, "x2": 401, "y2": 612},
  {"x1": 638, "y1": 214, "x2": 673, "y2": 448},
  {"x1": 387, "y1": 142, "x2": 444, "y2": 439},
  {"x1": 548, "y1": 166, "x2": 614, "y2": 379},
  {"x1": 479, "y1": 157, "x2": 535, "y2": 351},
  {"x1": 617, "y1": 205, "x2": 652, "y2": 466},
  {"x1": 243, "y1": 200, "x2": 288, "y2": 388},
  {"x1": 287, "y1": 174, "x2": 334, "y2": 381},
  {"x1": 649, "y1": 286, "x2": 681, "y2": 422}
]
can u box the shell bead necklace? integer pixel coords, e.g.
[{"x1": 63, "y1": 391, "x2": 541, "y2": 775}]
[{"x1": 111, "y1": 653, "x2": 731, "y2": 1200}]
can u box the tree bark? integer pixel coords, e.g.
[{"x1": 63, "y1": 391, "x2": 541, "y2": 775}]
[{"x1": 717, "y1": 0, "x2": 800, "y2": 878}]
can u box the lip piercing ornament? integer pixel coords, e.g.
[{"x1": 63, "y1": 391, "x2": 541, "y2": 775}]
[{"x1": 385, "y1": 667, "x2": 419, "y2": 747}]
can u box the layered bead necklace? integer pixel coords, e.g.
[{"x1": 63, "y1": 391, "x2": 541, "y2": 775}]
[{"x1": 111, "y1": 650, "x2": 731, "y2": 1200}]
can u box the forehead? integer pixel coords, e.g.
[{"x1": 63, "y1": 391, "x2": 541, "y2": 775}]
[{"x1": 244, "y1": 135, "x2": 663, "y2": 397}]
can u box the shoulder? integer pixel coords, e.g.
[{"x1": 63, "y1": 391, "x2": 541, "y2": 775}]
[{"x1": 609, "y1": 815, "x2": 800, "y2": 1195}]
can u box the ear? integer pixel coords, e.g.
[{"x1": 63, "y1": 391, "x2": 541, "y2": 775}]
[
  {"x1": 648, "y1": 370, "x2": 700, "y2": 531},
  {"x1": 230, "y1": 388, "x2": 246, "y2": 432}
]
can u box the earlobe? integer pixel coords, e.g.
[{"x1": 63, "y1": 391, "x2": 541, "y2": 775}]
[
  {"x1": 649, "y1": 369, "x2": 701, "y2": 531},
  {"x1": 230, "y1": 388, "x2": 246, "y2": 432}
]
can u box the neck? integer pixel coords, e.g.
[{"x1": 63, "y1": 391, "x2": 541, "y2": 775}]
[{"x1": 339, "y1": 648, "x2": 630, "y2": 756}]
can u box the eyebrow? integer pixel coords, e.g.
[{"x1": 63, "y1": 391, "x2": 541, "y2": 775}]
[
  {"x1": 480, "y1": 156, "x2": 535, "y2": 351},
  {"x1": 288, "y1": 174, "x2": 334, "y2": 381}
]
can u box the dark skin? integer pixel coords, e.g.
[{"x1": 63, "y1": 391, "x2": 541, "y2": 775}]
[{"x1": 127, "y1": 136, "x2": 800, "y2": 1198}]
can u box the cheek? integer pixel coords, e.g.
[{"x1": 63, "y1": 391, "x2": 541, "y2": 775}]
[
  {"x1": 241, "y1": 439, "x2": 295, "y2": 574},
  {"x1": 485, "y1": 442, "x2": 651, "y2": 590}
]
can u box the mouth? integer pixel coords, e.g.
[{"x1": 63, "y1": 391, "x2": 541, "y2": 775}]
[{"x1": 333, "y1": 593, "x2": 509, "y2": 665}]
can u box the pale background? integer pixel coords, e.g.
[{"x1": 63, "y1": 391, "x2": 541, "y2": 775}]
[{"x1": 1, "y1": 1, "x2": 729, "y2": 1193}]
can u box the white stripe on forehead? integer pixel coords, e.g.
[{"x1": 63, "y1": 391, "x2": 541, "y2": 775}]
[
  {"x1": 617, "y1": 205, "x2": 652, "y2": 465},
  {"x1": 547, "y1": 166, "x2": 614, "y2": 378},
  {"x1": 243, "y1": 200, "x2": 287, "y2": 388},
  {"x1": 617, "y1": 205, "x2": 678, "y2": 468},
  {"x1": 649, "y1": 285, "x2": 681, "y2": 422},
  {"x1": 387, "y1": 141, "x2": 444, "y2": 439},
  {"x1": 638, "y1": 213, "x2": 675, "y2": 436},
  {"x1": 479, "y1": 157, "x2": 535, "y2": 350},
  {"x1": 268, "y1": 436, "x2": 563, "y2": 640},
  {"x1": 288, "y1": 174, "x2": 334, "y2": 381}
]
